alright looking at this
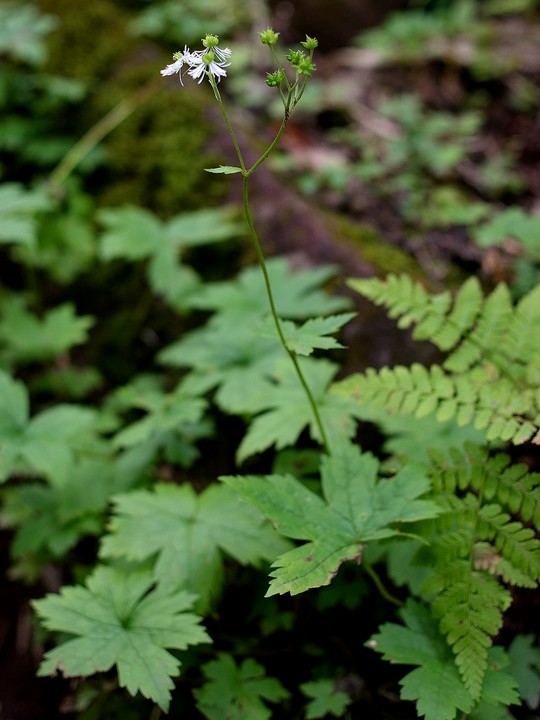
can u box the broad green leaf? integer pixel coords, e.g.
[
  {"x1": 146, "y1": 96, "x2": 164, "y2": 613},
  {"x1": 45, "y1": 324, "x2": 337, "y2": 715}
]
[
  {"x1": 400, "y1": 662, "x2": 475, "y2": 720},
  {"x1": 0, "y1": 298, "x2": 94, "y2": 365},
  {"x1": 257, "y1": 312, "x2": 356, "y2": 357},
  {"x1": 98, "y1": 206, "x2": 164, "y2": 261},
  {"x1": 100, "y1": 483, "x2": 290, "y2": 612},
  {"x1": 236, "y1": 357, "x2": 362, "y2": 462},
  {"x1": 507, "y1": 634, "x2": 540, "y2": 709},
  {"x1": 204, "y1": 165, "x2": 243, "y2": 174},
  {"x1": 0, "y1": 4, "x2": 58, "y2": 65},
  {"x1": 0, "y1": 183, "x2": 51, "y2": 246},
  {"x1": 164, "y1": 207, "x2": 243, "y2": 248},
  {"x1": 300, "y1": 678, "x2": 351, "y2": 719},
  {"x1": 34, "y1": 566, "x2": 210, "y2": 712},
  {"x1": 223, "y1": 439, "x2": 439, "y2": 595},
  {"x1": 369, "y1": 599, "x2": 519, "y2": 720},
  {"x1": 159, "y1": 320, "x2": 283, "y2": 412},
  {"x1": 0, "y1": 373, "x2": 98, "y2": 484},
  {"x1": 194, "y1": 653, "x2": 289, "y2": 720},
  {"x1": 188, "y1": 257, "x2": 350, "y2": 321}
]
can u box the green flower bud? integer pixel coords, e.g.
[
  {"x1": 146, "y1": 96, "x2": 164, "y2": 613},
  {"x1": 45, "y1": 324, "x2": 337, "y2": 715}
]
[
  {"x1": 296, "y1": 57, "x2": 316, "y2": 76},
  {"x1": 266, "y1": 69, "x2": 286, "y2": 87},
  {"x1": 259, "y1": 28, "x2": 280, "y2": 46},
  {"x1": 301, "y1": 35, "x2": 319, "y2": 50},
  {"x1": 202, "y1": 34, "x2": 219, "y2": 48},
  {"x1": 286, "y1": 49, "x2": 305, "y2": 66}
]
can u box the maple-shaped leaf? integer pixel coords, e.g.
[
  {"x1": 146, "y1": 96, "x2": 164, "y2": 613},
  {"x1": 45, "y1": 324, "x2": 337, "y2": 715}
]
[
  {"x1": 236, "y1": 357, "x2": 363, "y2": 463},
  {"x1": 300, "y1": 678, "x2": 352, "y2": 719},
  {"x1": 0, "y1": 182, "x2": 51, "y2": 247},
  {"x1": 369, "y1": 599, "x2": 519, "y2": 720},
  {"x1": 33, "y1": 565, "x2": 210, "y2": 712},
  {"x1": 223, "y1": 439, "x2": 440, "y2": 595},
  {"x1": 188, "y1": 257, "x2": 350, "y2": 322},
  {"x1": 0, "y1": 297, "x2": 94, "y2": 365},
  {"x1": 194, "y1": 653, "x2": 289, "y2": 720},
  {"x1": 257, "y1": 312, "x2": 356, "y2": 357},
  {"x1": 100, "y1": 483, "x2": 290, "y2": 612},
  {"x1": 159, "y1": 320, "x2": 283, "y2": 413},
  {"x1": 0, "y1": 370, "x2": 99, "y2": 483}
]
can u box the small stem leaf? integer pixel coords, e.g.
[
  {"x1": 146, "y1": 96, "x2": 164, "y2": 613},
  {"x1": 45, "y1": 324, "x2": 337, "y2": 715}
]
[{"x1": 204, "y1": 165, "x2": 243, "y2": 174}]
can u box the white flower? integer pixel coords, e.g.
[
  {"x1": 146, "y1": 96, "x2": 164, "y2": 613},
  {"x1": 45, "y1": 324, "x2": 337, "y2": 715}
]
[
  {"x1": 187, "y1": 51, "x2": 229, "y2": 84},
  {"x1": 160, "y1": 46, "x2": 192, "y2": 83}
]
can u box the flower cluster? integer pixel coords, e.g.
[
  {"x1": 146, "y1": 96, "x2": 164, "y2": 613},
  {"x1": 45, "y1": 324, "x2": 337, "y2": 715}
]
[{"x1": 160, "y1": 35, "x2": 231, "y2": 86}]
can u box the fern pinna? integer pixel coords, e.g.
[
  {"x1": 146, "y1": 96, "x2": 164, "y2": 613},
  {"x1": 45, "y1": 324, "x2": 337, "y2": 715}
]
[
  {"x1": 334, "y1": 275, "x2": 540, "y2": 444},
  {"x1": 414, "y1": 443, "x2": 540, "y2": 701}
]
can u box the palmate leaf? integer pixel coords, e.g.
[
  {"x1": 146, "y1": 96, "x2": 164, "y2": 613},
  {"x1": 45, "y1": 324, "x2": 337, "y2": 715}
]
[
  {"x1": 0, "y1": 182, "x2": 51, "y2": 247},
  {"x1": 194, "y1": 653, "x2": 289, "y2": 720},
  {"x1": 257, "y1": 312, "x2": 356, "y2": 357},
  {"x1": 188, "y1": 257, "x2": 350, "y2": 321},
  {"x1": 100, "y1": 483, "x2": 290, "y2": 612},
  {"x1": 0, "y1": 370, "x2": 99, "y2": 484},
  {"x1": 300, "y1": 679, "x2": 352, "y2": 719},
  {"x1": 369, "y1": 599, "x2": 519, "y2": 720},
  {"x1": 159, "y1": 319, "x2": 283, "y2": 413},
  {"x1": 236, "y1": 357, "x2": 363, "y2": 463},
  {"x1": 0, "y1": 297, "x2": 94, "y2": 365},
  {"x1": 34, "y1": 565, "x2": 210, "y2": 712},
  {"x1": 223, "y1": 439, "x2": 439, "y2": 596}
]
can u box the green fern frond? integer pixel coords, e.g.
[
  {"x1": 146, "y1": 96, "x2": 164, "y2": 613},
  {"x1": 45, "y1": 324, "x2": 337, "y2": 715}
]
[
  {"x1": 432, "y1": 560, "x2": 511, "y2": 701},
  {"x1": 413, "y1": 444, "x2": 540, "y2": 700},
  {"x1": 429, "y1": 444, "x2": 540, "y2": 528},
  {"x1": 337, "y1": 277, "x2": 540, "y2": 444},
  {"x1": 477, "y1": 504, "x2": 540, "y2": 580}
]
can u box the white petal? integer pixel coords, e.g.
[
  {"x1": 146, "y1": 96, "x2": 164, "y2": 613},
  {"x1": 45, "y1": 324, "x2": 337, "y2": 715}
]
[{"x1": 160, "y1": 58, "x2": 183, "y2": 76}]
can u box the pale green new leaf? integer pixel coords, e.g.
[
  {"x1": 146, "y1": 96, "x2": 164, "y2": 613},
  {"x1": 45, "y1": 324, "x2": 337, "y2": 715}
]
[
  {"x1": 257, "y1": 312, "x2": 356, "y2": 357},
  {"x1": 101, "y1": 483, "x2": 290, "y2": 612},
  {"x1": 223, "y1": 439, "x2": 439, "y2": 595},
  {"x1": 194, "y1": 653, "x2": 289, "y2": 720},
  {"x1": 300, "y1": 679, "x2": 352, "y2": 719},
  {"x1": 204, "y1": 165, "x2": 243, "y2": 174},
  {"x1": 34, "y1": 566, "x2": 209, "y2": 712}
]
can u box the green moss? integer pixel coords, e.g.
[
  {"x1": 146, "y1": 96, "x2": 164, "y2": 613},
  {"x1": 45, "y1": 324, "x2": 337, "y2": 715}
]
[
  {"x1": 97, "y1": 78, "x2": 226, "y2": 215},
  {"x1": 37, "y1": 0, "x2": 227, "y2": 215},
  {"x1": 328, "y1": 213, "x2": 424, "y2": 278}
]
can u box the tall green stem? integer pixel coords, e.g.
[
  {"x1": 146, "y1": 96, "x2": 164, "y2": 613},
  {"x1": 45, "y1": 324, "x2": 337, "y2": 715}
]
[
  {"x1": 241, "y1": 176, "x2": 330, "y2": 453},
  {"x1": 210, "y1": 75, "x2": 330, "y2": 453}
]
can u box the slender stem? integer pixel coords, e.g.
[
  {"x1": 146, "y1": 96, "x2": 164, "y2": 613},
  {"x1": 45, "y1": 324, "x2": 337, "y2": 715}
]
[
  {"x1": 247, "y1": 116, "x2": 288, "y2": 176},
  {"x1": 212, "y1": 76, "x2": 330, "y2": 453},
  {"x1": 49, "y1": 79, "x2": 159, "y2": 187},
  {"x1": 242, "y1": 175, "x2": 330, "y2": 453},
  {"x1": 362, "y1": 560, "x2": 402, "y2": 606}
]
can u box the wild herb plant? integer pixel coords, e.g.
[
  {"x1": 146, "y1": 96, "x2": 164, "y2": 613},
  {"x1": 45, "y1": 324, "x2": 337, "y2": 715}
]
[{"x1": 0, "y1": 17, "x2": 539, "y2": 720}]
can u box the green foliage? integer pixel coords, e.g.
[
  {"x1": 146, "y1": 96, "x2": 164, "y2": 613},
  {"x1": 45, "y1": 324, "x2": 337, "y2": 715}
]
[
  {"x1": 0, "y1": 2, "x2": 58, "y2": 66},
  {"x1": 507, "y1": 635, "x2": 540, "y2": 710},
  {"x1": 33, "y1": 565, "x2": 210, "y2": 712},
  {"x1": 300, "y1": 678, "x2": 352, "y2": 719},
  {"x1": 0, "y1": 183, "x2": 51, "y2": 247},
  {"x1": 0, "y1": 370, "x2": 99, "y2": 483},
  {"x1": 100, "y1": 482, "x2": 290, "y2": 612},
  {"x1": 194, "y1": 653, "x2": 290, "y2": 720},
  {"x1": 223, "y1": 438, "x2": 440, "y2": 595},
  {"x1": 335, "y1": 275, "x2": 540, "y2": 443},
  {"x1": 98, "y1": 205, "x2": 243, "y2": 312},
  {"x1": 0, "y1": 297, "x2": 94, "y2": 367},
  {"x1": 369, "y1": 599, "x2": 520, "y2": 720}
]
